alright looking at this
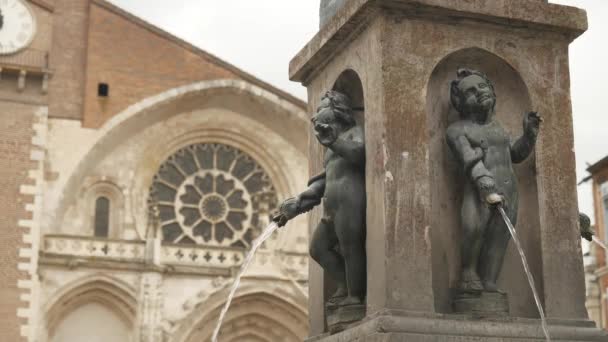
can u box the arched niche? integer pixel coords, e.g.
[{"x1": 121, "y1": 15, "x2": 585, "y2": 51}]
[
  {"x1": 315, "y1": 69, "x2": 367, "y2": 312},
  {"x1": 333, "y1": 69, "x2": 365, "y2": 129},
  {"x1": 426, "y1": 47, "x2": 543, "y2": 317}
]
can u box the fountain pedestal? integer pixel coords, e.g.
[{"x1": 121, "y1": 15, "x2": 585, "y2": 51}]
[
  {"x1": 290, "y1": 0, "x2": 607, "y2": 341},
  {"x1": 452, "y1": 290, "x2": 509, "y2": 316}
]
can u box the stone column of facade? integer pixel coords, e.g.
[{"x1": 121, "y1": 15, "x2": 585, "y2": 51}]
[
  {"x1": 291, "y1": 0, "x2": 607, "y2": 340},
  {"x1": 136, "y1": 272, "x2": 164, "y2": 342},
  {"x1": 136, "y1": 210, "x2": 164, "y2": 342}
]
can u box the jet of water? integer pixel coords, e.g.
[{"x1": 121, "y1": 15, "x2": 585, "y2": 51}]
[
  {"x1": 592, "y1": 236, "x2": 608, "y2": 252},
  {"x1": 211, "y1": 222, "x2": 279, "y2": 342},
  {"x1": 498, "y1": 207, "x2": 551, "y2": 342}
]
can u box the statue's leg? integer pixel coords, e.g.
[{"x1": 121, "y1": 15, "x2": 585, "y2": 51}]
[
  {"x1": 334, "y1": 208, "x2": 366, "y2": 305},
  {"x1": 478, "y1": 203, "x2": 518, "y2": 292},
  {"x1": 460, "y1": 186, "x2": 490, "y2": 291},
  {"x1": 309, "y1": 217, "x2": 347, "y2": 301}
]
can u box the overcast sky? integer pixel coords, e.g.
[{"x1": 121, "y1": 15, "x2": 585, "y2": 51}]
[{"x1": 109, "y1": 0, "x2": 607, "y2": 225}]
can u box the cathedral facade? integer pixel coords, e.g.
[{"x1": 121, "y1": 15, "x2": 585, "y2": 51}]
[{"x1": 0, "y1": 1, "x2": 310, "y2": 341}]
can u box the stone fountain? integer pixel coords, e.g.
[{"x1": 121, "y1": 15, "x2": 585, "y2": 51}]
[{"x1": 282, "y1": 0, "x2": 608, "y2": 340}]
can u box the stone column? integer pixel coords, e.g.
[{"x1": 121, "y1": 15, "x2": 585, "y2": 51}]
[
  {"x1": 136, "y1": 272, "x2": 164, "y2": 342},
  {"x1": 135, "y1": 207, "x2": 164, "y2": 342},
  {"x1": 291, "y1": 0, "x2": 607, "y2": 340}
]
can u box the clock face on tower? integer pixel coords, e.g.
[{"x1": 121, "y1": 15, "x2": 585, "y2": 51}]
[{"x1": 0, "y1": 0, "x2": 35, "y2": 55}]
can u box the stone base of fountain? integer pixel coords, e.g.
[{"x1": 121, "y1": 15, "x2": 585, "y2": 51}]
[
  {"x1": 326, "y1": 303, "x2": 366, "y2": 334},
  {"x1": 452, "y1": 290, "x2": 509, "y2": 316},
  {"x1": 306, "y1": 313, "x2": 608, "y2": 341}
]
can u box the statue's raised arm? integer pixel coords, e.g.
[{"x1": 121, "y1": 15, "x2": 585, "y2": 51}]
[{"x1": 510, "y1": 111, "x2": 541, "y2": 163}]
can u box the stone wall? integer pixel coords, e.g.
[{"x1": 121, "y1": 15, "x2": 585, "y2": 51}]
[{"x1": 319, "y1": 0, "x2": 347, "y2": 28}]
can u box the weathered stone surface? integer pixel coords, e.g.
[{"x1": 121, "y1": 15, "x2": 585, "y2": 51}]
[
  {"x1": 291, "y1": 0, "x2": 587, "y2": 83},
  {"x1": 306, "y1": 314, "x2": 607, "y2": 342},
  {"x1": 320, "y1": 0, "x2": 347, "y2": 28},
  {"x1": 452, "y1": 291, "x2": 509, "y2": 316},
  {"x1": 326, "y1": 303, "x2": 366, "y2": 334},
  {"x1": 291, "y1": 0, "x2": 604, "y2": 339}
]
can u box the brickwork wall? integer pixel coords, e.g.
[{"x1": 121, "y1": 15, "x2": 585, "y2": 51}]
[
  {"x1": 0, "y1": 103, "x2": 46, "y2": 342},
  {"x1": 48, "y1": 0, "x2": 89, "y2": 120},
  {"x1": 82, "y1": 2, "x2": 241, "y2": 128}
]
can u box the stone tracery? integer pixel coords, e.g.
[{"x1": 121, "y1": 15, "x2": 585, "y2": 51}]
[{"x1": 149, "y1": 143, "x2": 278, "y2": 247}]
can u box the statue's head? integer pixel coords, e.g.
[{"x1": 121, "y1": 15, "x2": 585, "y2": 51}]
[
  {"x1": 312, "y1": 90, "x2": 356, "y2": 134},
  {"x1": 450, "y1": 68, "x2": 496, "y2": 121}
]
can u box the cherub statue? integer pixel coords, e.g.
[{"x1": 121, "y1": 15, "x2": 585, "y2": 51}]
[
  {"x1": 273, "y1": 90, "x2": 366, "y2": 306},
  {"x1": 446, "y1": 68, "x2": 541, "y2": 292}
]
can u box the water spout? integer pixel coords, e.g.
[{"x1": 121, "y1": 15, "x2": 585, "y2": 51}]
[
  {"x1": 211, "y1": 222, "x2": 280, "y2": 342},
  {"x1": 498, "y1": 207, "x2": 551, "y2": 342}
]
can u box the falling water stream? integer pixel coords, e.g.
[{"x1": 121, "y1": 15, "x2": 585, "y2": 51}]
[
  {"x1": 498, "y1": 207, "x2": 551, "y2": 342},
  {"x1": 211, "y1": 222, "x2": 280, "y2": 342},
  {"x1": 592, "y1": 236, "x2": 608, "y2": 252}
]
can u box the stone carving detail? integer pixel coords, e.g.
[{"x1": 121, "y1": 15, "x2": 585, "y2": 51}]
[
  {"x1": 42, "y1": 235, "x2": 246, "y2": 269},
  {"x1": 149, "y1": 143, "x2": 278, "y2": 247},
  {"x1": 44, "y1": 235, "x2": 146, "y2": 259},
  {"x1": 137, "y1": 272, "x2": 164, "y2": 342}
]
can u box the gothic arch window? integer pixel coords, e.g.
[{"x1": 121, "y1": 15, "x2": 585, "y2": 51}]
[
  {"x1": 149, "y1": 143, "x2": 278, "y2": 247},
  {"x1": 94, "y1": 196, "x2": 110, "y2": 238}
]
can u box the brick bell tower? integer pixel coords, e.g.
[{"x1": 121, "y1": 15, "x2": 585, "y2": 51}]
[{"x1": 0, "y1": 0, "x2": 89, "y2": 340}]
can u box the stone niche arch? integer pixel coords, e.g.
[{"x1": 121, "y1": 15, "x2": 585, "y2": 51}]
[
  {"x1": 312, "y1": 69, "x2": 367, "y2": 309},
  {"x1": 49, "y1": 79, "x2": 309, "y2": 238},
  {"x1": 426, "y1": 47, "x2": 543, "y2": 317},
  {"x1": 172, "y1": 281, "x2": 308, "y2": 342},
  {"x1": 333, "y1": 69, "x2": 365, "y2": 128},
  {"x1": 43, "y1": 275, "x2": 137, "y2": 340}
]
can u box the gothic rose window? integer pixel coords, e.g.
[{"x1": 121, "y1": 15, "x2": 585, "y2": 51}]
[{"x1": 149, "y1": 143, "x2": 278, "y2": 247}]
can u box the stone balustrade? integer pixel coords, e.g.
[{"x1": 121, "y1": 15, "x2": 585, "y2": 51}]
[
  {"x1": 161, "y1": 243, "x2": 244, "y2": 268},
  {"x1": 41, "y1": 235, "x2": 307, "y2": 276},
  {"x1": 43, "y1": 234, "x2": 146, "y2": 261}
]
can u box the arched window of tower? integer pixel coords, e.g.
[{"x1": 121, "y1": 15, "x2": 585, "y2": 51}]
[{"x1": 149, "y1": 143, "x2": 278, "y2": 247}]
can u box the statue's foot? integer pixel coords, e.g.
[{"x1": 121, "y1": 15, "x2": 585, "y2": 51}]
[
  {"x1": 332, "y1": 286, "x2": 348, "y2": 299},
  {"x1": 327, "y1": 286, "x2": 348, "y2": 307},
  {"x1": 482, "y1": 281, "x2": 504, "y2": 293},
  {"x1": 338, "y1": 296, "x2": 363, "y2": 306},
  {"x1": 459, "y1": 270, "x2": 483, "y2": 291}
]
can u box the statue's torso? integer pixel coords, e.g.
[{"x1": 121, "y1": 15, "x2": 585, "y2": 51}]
[
  {"x1": 322, "y1": 129, "x2": 366, "y2": 215},
  {"x1": 461, "y1": 120, "x2": 518, "y2": 200}
]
